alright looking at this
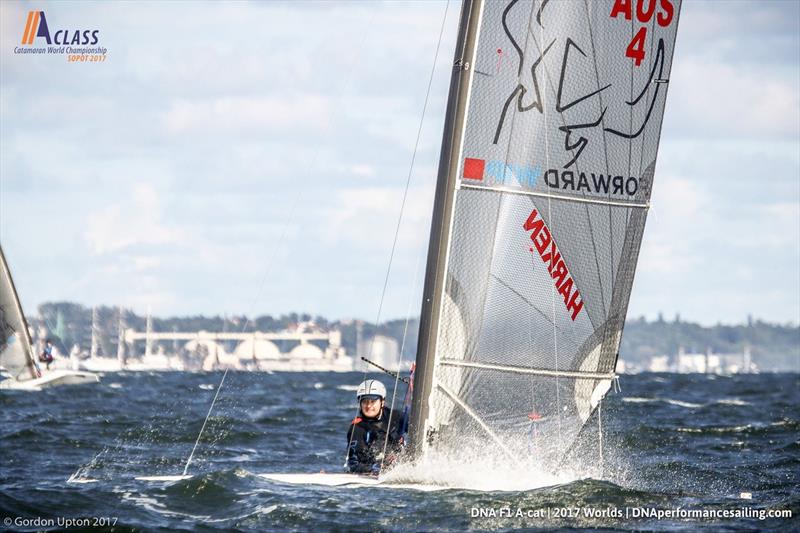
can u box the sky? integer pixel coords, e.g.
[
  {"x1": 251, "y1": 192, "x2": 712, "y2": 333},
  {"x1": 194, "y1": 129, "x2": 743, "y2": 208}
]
[{"x1": 0, "y1": 1, "x2": 798, "y2": 326}]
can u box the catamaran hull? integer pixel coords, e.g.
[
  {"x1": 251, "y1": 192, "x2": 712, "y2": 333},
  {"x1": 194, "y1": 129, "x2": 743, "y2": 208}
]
[
  {"x1": 257, "y1": 473, "x2": 448, "y2": 491},
  {"x1": 0, "y1": 370, "x2": 99, "y2": 390}
]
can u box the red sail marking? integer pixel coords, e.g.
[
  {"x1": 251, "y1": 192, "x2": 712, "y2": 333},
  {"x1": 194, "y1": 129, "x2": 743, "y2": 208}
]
[
  {"x1": 463, "y1": 158, "x2": 485, "y2": 181},
  {"x1": 523, "y1": 209, "x2": 585, "y2": 321}
]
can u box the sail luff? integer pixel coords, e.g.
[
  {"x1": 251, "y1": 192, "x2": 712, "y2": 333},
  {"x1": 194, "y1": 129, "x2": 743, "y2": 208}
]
[
  {"x1": 408, "y1": 0, "x2": 484, "y2": 456},
  {"x1": 0, "y1": 244, "x2": 38, "y2": 381}
]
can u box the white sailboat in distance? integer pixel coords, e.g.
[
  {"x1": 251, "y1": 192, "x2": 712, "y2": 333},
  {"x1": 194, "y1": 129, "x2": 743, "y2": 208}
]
[{"x1": 0, "y1": 244, "x2": 99, "y2": 390}]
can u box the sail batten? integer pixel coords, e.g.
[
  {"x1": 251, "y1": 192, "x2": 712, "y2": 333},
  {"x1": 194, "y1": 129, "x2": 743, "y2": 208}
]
[
  {"x1": 439, "y1": 359, "x2": 615, "y2": 380},
  {"x1": 460, "y1": 183, "x2": 650, "y2": 208}
]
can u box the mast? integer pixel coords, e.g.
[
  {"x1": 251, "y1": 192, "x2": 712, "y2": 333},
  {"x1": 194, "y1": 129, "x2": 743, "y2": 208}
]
[
  {"x1": 91, "y1": 306, "x2": 99, "y2": 359},
  {"x1": 408, "y1": 0, "x2": 483, "y2": 456},
  {"x1": 116, "y1": 307, "x2": 126, "y2": 367}
]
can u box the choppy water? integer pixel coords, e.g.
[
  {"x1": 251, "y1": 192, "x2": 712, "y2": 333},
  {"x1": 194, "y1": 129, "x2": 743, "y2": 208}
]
[{"x1": 1, "y1": 372, "x2": 797, "y2": 531}]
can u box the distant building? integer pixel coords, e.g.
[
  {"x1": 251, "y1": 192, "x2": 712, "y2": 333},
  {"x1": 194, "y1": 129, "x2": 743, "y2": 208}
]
[
  {"x1": 675, "y1": 347, "x2": 758, "y2": 374},
  {"x1": 358, "y1": 335, "x2": 401, "y2": 371},
  {"x1": 648, "y1": 355, "x2": 671, "y2": 372}
]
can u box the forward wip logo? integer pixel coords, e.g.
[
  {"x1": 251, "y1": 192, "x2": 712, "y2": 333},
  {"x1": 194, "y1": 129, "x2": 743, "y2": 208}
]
[{"x1": 21, "y1": 11, "x2": 50, "y2": 45}]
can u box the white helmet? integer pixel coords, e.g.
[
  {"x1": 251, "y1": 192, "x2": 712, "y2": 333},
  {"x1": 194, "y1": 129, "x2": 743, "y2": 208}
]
[{"x1": 356, "y1": 379, "x2": 386, "y2": 401}]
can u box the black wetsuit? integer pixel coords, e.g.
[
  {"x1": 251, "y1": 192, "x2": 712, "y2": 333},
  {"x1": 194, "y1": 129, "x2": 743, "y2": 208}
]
[{"x1": 345, "y1": 406, "x2": 403, "y2": 474}]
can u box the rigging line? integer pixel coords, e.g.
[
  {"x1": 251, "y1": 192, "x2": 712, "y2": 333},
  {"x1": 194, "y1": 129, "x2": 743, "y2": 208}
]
[
  {"x1": 597, "y1": 396, "x2": 604, "y2": 477},
  {"x1": 520, "y1": 31, "x2": 608, "y2": 325},
  {"x1": 183, "y1": 367, "x2": 228, "y2": 476},
  {"x1": 637, "y1": 8, "x2": 658, "y2": 187},
  {"x1": 181, "y1": 10, "x2": 380, "y2": 475},
  {"x1": 379, "y1": 240, "x2": 426, "y2": 471},
  {"x1": 524, "y1": 22, "x2": 599, "y2": 339},
  {"x1": 437, "y1": 381, "x2": 520, "y2": 467},
  {"x1": 495, "y1": 0, "x2": 552, "y2": 463},
  {"x1": 536, "y1": 3, "x2": 563, "y2": 450},
  {"x1": 637, "y1": 11, "x2": 657, "y2": 192},
  {"x1": 511, "y1": 27, "x2": 608, "y2": 315},
  {"x1": 625, "y1": 8, "x2": 635, "y2": 230},
  {"x1": 345, "y1": 0, "x2": 451, "y2": 469},
  {"x1": 493, "y1": 0, "x2": 541, "y2": 420},
  {"x1": 582, "y1": 0, "x2": 614, "y2": 322},
  {"x1": 580, "y1": 1, "x2": 615, "y2": 404},
  {"x1": 471, "y1": 0, "x2": 540, "y2": 368},
  {"x1": 237, "y1": 6, "x2": 377, "y2": 340},
  {"x1": 490, "y1": 273, "x2": 570, "y2": 338}
]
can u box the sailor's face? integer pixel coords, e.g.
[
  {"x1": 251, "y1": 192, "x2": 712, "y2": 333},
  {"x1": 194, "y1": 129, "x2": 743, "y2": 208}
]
[{"x1": 360, "y1": 397, "x2": 382, "y2": 418}]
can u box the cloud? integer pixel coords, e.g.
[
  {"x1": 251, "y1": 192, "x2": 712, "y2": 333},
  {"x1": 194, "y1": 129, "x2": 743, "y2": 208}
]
[
  {"x1": 663, "y1": 1, "x2": 800, "y2": 142},
  {"x1": 323, "y1": 185, "x2": 435, "y2": 249},
  {"x1": 667, "y1": 58, "x2": 799, "y2": 139},
  {"x1": 757, "y1": 202, "x2": 800, "y2": 248},
  {"x1": 162, "y1": 95, "x2": 334, "y2": 136},
  {"x1": 350, "y1": 164, "x2": 375, "y2": 178},
  {"x1": 2, "y1": 1, "x2": 797, "y2": 324},
  {"x1": 84, "y1": 184, "x2": 183, "y2": 254},
  {"x1": 638, "y1": 174, "x2": 711, "y2": 275}
]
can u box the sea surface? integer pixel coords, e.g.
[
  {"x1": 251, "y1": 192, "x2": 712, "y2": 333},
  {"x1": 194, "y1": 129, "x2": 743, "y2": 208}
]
[{"x1": 1, "y1": 371, "x2": 797, "y2": 532}]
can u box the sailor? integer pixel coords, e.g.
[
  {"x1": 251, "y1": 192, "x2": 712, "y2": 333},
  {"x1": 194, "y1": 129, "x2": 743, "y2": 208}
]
[
  {"x1": 345, "y1": 379, "x2": 403, "y2": 475},
  {"x1": 38, "y1": 339, "x2": 54, "y2": 370}
]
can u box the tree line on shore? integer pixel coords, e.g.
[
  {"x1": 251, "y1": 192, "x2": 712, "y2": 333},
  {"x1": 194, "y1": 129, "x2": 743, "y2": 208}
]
[{"x1": 31, "y1": 303, "x2": 799, "y2": 372}]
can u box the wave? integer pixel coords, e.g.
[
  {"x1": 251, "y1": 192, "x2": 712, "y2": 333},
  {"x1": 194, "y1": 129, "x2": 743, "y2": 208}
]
[
  {"x1": 712, "y1": 398, "x2": 751, "y2": 406},
  {"x1": 623, "y1": 397, "x2": 753, "y2": 409},
  {"x1": 622, "y1": 397, "x2": 703, "y2": 408},
  {"x1": 676, "y1": 418, "x2": 799, "y2": 435},
  {"x1": 677, "y1": 425, "x2": 752, "y2": 434}
]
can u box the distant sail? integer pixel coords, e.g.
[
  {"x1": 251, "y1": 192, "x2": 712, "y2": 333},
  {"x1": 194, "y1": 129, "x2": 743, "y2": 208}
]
[
  {"x1": 410, "y1": 0, "x2": 681, "y2": 469},
  {"x1": 0, "y1": 244, "x2": 39, "y2": 382}
]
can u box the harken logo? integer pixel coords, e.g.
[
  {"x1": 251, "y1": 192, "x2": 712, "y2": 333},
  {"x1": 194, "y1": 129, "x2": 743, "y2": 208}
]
[{"x1": 21, "y1": 11, "x2": 50, "y2": 45}]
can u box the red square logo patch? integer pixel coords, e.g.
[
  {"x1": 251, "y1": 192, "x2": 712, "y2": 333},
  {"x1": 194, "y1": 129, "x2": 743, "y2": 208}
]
[{"x1": 463, "y1": 158, "x2": 485, "y2": 181}]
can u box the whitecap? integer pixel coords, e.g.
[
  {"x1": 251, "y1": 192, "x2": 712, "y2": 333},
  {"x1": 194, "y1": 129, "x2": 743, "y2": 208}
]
[
  {"x1": 714, "y1": 398, "x2": 751, "y2": 406},
  {"x1": 663, "y1": 398, "x2": 703, "y2": 408},
  {"x1": 678, "y1": 424, "x2": 752, "y2": 434},
  {"x1": 622, "y1": 397, "x2": 702, "y2": 408},
  {"x1": 622, "y1": 397, "x2": 655, "y2": 403}
]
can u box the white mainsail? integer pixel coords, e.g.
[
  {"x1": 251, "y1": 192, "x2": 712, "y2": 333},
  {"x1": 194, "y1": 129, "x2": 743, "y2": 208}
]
[
  {"x1": 410, "y1": 0, "x2": 681, "y2": 470},
  {"x1": 0, "y1": 244, "x2": 39, "y2": 382}
]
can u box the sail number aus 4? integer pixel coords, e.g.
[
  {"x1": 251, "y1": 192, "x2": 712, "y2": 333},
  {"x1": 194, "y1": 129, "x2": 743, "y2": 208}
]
[
  {"x1": 523, "y1": 209, "x2": 585, "y2": 321},
  {"x1": 610, "y1": 0, "x2": 675, "y2": 66}
]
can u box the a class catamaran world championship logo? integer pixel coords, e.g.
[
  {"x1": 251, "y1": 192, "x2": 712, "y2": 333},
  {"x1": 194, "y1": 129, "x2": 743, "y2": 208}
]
[{"x1": 14, "y1": 11, "x2": 108, "y2": 62}]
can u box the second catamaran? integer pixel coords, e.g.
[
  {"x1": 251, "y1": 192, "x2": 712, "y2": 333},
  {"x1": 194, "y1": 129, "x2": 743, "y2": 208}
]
[{"x1": 0, "y1": 244, "x2": 99, "y2": 390}]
